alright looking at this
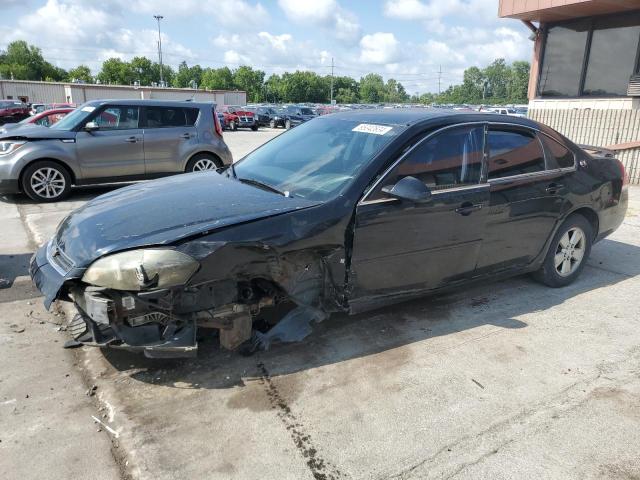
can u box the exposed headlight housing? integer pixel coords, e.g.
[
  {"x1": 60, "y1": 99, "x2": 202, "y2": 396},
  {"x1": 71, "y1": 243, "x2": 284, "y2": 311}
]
[
  {"x1": 82, "y1": 249, "x2": 199, "y2": 291},
  {"x1": 0, "y1": 141, "x2": 26, "y2": 155}
]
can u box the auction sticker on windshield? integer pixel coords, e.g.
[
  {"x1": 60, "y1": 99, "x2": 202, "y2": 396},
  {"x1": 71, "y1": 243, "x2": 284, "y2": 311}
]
[
  {"x1": 81, "y1": 106, "x2": 96, "y2": 112},
  {"x1": 352, "y1": 123, "x2": 393, "y2": 135}
]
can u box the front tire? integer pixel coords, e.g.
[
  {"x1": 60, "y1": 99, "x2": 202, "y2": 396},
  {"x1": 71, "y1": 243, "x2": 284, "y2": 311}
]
[
  {"x1": 285, "y1": 119, "x2": 291, "y2": 130},
  {"x1": 533, "y1": 214, "x2": 593, "y2": 288},
  {"x1": 229, "y1": 120, "x2": 237, "y2": 131},
  {"x1": 269, "y1": 119, "x2": 276, "y2": 129},
  {"x1": 22, "y1": 161, "x2": 71, "y2": 202},
  {"x1": 251, "y1": 125, "x2": 258, "y2": 131},
  {"x1": 186, "y1": 154, "x2": 221, "y2": 173}
]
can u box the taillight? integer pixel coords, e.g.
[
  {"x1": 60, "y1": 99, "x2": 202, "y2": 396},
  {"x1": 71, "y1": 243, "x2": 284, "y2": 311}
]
[
  {"x1": 616, "y1": 158, "x2": 629, "y2": 189},
  {"x1": 213, "y1": 109, "x2": 223, "y2": 138}
]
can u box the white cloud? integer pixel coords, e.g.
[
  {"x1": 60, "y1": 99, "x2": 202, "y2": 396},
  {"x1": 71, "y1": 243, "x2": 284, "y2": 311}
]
[
  {"x1": 1, "y1": 0, "x2": 194, "y2": 72},
  {"x1": 123, "y1": 0, "x2": 269, "y2": 28},
  {"x1": 359, "y1": 33, "x2": 401, "y2": 65},
  {"x1": 278, "y1": 0, "x2": 361, "y2": 44}
]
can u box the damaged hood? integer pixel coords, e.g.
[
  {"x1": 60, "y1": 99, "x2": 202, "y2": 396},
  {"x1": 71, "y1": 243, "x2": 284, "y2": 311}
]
[
  {"x1": 54, "y1": 172, "x2": 320, "y2": 267},
  {"x1": 0, "y1": 124, "x2": 76, "y2": 140}
]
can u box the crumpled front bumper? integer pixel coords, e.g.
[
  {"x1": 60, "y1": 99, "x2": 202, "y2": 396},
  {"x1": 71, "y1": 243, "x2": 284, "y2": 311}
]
[
  {"x1": 30, "y1": 241, "x2": 198, "y2": 358},
  {"x1": 30, "y1": 240, "x2": 84, "y2": 309}
]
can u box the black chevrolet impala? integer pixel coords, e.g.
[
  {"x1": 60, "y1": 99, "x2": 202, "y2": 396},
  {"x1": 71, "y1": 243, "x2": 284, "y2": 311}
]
[{"x1": 30, "y1": 109, "x2": 629, "y2": 357}]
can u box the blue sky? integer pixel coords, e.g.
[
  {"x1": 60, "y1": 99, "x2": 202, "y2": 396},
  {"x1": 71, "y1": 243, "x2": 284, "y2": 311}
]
[{"x1": 0, "y1": 0, "x2": 531, "y2": 94}]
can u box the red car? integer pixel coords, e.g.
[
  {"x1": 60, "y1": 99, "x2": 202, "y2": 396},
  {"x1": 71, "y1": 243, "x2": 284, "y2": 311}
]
[
  {"x1": 0, "y1": 108, "x2": 74, "y2": 133},
  {"x1": 221, "y1": 105, "x2": 257, "y2": 131},
  {"x1": 0, "y1": 100, "x2": 30, "y2": 123}
]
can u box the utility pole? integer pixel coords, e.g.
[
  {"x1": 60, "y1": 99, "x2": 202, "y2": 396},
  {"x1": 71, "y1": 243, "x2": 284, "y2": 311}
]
[
  {"x1": 154, "y1": 15, "x2": 164, "y2": 86},
  {"x1": 330, "y1": 57, "x2": 334, "y2": 105},
  {"x1": 438, "y1": 65, "x2": 442, "y2": 96}
]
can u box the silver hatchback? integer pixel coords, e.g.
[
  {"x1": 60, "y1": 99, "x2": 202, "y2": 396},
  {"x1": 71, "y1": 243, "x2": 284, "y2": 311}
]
[{"x1": 0, "y1": 99, "x2": 232, "y2": 202}]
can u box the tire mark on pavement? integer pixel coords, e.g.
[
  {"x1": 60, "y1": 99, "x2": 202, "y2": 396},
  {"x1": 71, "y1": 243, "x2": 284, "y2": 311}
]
[{"x1": 258, "y1": 362, "x2": 344, "y2": 480}]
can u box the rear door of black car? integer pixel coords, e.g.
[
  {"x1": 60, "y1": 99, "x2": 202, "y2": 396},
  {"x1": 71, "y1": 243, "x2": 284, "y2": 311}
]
[
  {"x1": 349, "y1": 123, "x2": 490, "y2": 311},
  {"x1": 474, "y1": 125, "x2": 568, "y2": 275}
]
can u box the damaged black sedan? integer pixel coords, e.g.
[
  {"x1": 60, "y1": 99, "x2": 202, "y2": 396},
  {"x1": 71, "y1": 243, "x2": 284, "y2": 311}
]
[{"x1": 30, "y1": 109, "x2": 629, "y2": 358}]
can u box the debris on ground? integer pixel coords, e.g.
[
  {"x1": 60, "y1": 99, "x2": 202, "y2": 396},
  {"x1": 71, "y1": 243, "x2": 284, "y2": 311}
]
[
  {"x1": 86, "y1": 385, "x2": 98, "y2": 397},
  {"x1": 9, "y1": 324, "x2": 25, "y2": 333}
]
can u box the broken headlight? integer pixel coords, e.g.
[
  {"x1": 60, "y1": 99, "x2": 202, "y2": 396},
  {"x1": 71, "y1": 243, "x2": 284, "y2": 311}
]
[{"x1": 82, "y1": 249, "x2": 199, "y2": 291}]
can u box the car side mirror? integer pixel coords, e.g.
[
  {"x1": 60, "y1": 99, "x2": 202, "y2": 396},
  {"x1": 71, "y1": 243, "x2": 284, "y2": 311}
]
[
  {"x1": 381, "y1": 176, "x2": 432, "y2": 203},
  {"x1": 84, "y1": 121, "x2": 99, "y2": 132}
]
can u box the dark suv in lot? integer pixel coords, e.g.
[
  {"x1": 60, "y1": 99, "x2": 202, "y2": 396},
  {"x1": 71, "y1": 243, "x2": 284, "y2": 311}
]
[
  {"x1": 280, "y1": 105, "x2": 316, "y2": 129},
  {"x1": 0, "y1": 99, "x2": 232, "y2": 202}
]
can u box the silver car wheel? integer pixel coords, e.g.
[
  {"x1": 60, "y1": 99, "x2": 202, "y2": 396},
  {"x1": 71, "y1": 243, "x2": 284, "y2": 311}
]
[
  {"x1": 30, "y1": 167, "x2": 66, "y2": 199},
  {"x1": 192, "y1": 158, "x2": 217, "y2": 171},
  {"x1": 554, "y1": 227, "x2": 585, "y2": 277}
]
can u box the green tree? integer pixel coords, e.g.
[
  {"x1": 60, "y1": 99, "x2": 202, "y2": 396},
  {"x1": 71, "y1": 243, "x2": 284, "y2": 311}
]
[
  {"x1": 0, "y1": 40, "x2": 66, "y2": 81},
  {"x1": 233, "y1": 66, "x2": 265, "y2": 102},
  {"x1": 507, "y1": 60, "x2": 530, "y2": 103},
  {"x1": 484, "y1": 58, "x2": 509, "y2": 101},
  {"x1": 201, "y1": 67, "x2": 234, "y2": 90},
  {"x1": 173, "y1": 61, "x2": 202, "y2": 88},
  {"x1": 359, "y1": 73, "x2": 385, "y2": 103},
  {"x1": 130, "y1": 56, "x2": 155, "y2": 85},
  {"x1": 67, "y1": 65, "x2": 93, "y2": 83},
  {"x1": 97, "y1": 58, "x2": 134, "y2": 84}
]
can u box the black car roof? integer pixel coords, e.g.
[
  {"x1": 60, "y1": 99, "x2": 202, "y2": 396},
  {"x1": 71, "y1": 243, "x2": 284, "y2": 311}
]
[{"x1": 327, "y1": 108, "x2": 540, "y2": 129}]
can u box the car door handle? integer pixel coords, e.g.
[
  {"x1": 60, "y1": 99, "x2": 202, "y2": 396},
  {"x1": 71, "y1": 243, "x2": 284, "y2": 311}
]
[
  {"x1": 124, "y1": 136, "x2": 138, "y2": 143},
  {"x1": 181, "y1": 133, "x2": 192, "y2": 139},
  {"x1": 545, "y1": 183, "x2": 564, "y2": 193},
  {"x1": 455, "y1": 203, "x2": 483, "y2": 216}
]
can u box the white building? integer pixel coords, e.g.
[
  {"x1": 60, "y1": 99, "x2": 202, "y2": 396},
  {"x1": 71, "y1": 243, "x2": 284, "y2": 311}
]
[{"x1": 0, "y1": 80, "x2": 246, "y2": 106}]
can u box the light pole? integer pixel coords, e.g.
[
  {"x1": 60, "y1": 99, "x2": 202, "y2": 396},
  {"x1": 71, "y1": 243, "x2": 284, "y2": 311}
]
[{"x1": 154, "y1": 15, "x2": 164, "y2": 86}]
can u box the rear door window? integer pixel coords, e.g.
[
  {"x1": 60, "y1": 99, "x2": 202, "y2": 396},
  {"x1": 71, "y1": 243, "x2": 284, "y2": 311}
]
[
  {"x1": 487, "y1": 129, "x2": 546, "y2": 179},
  {"x1": 144, "y1": 107, "x2": 194, "y2": 128}
]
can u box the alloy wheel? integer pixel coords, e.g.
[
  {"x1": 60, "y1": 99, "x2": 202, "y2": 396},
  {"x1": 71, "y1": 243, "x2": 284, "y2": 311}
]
[
  {"x1": 30, "y1": 167, "x2": 66, "y2": 199},
  {"x1": 554, "y1": 227, "x2": 586, "y2": 277},
  {"x1": 192, "y1": 158, "x2": 217, "y2": 171}
]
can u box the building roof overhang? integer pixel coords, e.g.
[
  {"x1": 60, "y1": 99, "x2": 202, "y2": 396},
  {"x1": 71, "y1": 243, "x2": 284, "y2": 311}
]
[{"x1": 499, "y1": 0, "x2": 640, "y2": 23}]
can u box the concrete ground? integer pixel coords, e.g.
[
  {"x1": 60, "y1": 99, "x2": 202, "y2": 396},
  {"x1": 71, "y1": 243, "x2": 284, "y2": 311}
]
[{"x1": 1, "y1": 128, "x2": 639, "y2": 479}]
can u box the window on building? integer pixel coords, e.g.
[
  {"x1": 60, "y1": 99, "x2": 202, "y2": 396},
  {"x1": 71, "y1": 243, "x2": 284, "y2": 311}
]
[
  {"x1": 539, "y1": 13, "x2": 640, "y2": 98},
  {"x1": 538, "y1": 19, "x2": 590, "y2": 97},
  {"x1": 487, "y1": 129, "x2": 546, "y2": 179},
  {"x1": 583, "y1": 14, "x2": 640, "y2": 96}
]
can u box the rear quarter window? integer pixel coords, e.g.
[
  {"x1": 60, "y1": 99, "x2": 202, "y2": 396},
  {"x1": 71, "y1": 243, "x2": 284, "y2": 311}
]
[
  {"x1": 541, "y1": 136, "x2": 575, "y2": 169},
  {"x1": 487, "y1": 129, "x2": 546, "y2": 179}
]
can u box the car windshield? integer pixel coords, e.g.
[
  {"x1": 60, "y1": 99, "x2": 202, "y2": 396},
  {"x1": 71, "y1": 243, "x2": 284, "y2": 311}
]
[
  {"x1": 233, "y1": 117, "x2": 400, "y2": 201},
  {"x1": 51, "y1": 104, "x2": 96, "y2": 130},
  {"x1": 0, "y1": 101, "x2": 14, "y2": 108}
]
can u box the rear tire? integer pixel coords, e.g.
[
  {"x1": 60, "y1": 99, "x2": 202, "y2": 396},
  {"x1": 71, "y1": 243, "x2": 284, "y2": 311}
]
[
  {"x1": 186, "y1": 153, "x2": 222, "y2": 173},
  {"x1": 251, "y1": 125, "x2": 258, "y2": 131},
  {"x1": 533, "y1": 214, "x2": 593, "y2": 288},
  {"x1": 22, "y1": 160, "x2": 71, "y2": 202}
]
